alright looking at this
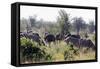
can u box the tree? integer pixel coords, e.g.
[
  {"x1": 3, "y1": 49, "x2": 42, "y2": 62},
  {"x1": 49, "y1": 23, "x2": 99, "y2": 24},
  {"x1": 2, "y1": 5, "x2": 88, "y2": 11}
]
[
  {"x1": 29, "y1": 16, "x2": 36, "y2": 27},
  {"x1": 20, "y1": 18, "x2": 28, "y2": 32},
  {"x1": 57, "y1": 9, "x2": 71, "y2": 36},
  {"x1": 88, "y1": 21, "x2": 95, "y2": 33},
  {"x1": 72, "y1": 17, "x2": 86, "y2": 35}
]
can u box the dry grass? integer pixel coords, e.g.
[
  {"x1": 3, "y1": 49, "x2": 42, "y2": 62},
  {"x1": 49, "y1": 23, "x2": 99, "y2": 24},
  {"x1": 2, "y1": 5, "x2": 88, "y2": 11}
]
[{"x1": 20, "y1": 38, "x2": 96, "y2": 64}]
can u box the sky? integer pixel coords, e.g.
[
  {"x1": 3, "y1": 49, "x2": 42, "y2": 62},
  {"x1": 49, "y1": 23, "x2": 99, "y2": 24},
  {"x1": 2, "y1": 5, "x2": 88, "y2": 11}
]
[{"x1": 20, "y1": 5, "x2": 95, "y2": 24}]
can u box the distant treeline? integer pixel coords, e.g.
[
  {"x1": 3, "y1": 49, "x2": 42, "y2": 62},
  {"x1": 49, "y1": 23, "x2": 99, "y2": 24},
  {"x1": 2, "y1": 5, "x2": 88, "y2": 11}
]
[{"x1": 20, "y1": 9, "x2": 95, "y2": 37}]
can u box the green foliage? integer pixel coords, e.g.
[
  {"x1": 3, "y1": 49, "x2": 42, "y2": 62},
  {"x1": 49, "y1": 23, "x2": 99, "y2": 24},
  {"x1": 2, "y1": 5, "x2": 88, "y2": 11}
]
[
  {"x1": 20, "y1": 37, "x2": 33, "y2": 47},
  {"x1": 20, "y1": 37, "x2": 46, "y2": 63}
]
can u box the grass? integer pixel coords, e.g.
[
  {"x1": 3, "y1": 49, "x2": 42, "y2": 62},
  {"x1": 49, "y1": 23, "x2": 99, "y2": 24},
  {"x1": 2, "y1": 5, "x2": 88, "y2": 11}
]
[
  {"x1": 20, "y1": 37, "x2": 96, "y2": 64},
  {"x1": 73, "y1": 51, "x2": 95, "y2": 60}
]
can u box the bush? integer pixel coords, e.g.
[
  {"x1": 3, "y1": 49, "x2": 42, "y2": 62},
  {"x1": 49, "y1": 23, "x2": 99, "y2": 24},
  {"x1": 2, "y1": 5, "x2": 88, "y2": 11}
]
[{"x1": 20, "y1": 37, "x2": 46, "y2": 63}]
